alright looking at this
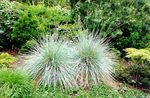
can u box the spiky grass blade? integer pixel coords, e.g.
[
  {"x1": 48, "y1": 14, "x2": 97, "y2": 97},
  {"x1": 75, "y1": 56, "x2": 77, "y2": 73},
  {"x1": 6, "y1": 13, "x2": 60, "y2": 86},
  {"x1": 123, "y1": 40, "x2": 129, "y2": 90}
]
[
  {"x1": 0, "y1": 69, "x2": 33, "y2": 98},
  {"x1": 74, "y1": 34, "x2": 116, "y2": 86},
  {"x1": 23, "y1": 36, "x2": 77, "y2": 88}
]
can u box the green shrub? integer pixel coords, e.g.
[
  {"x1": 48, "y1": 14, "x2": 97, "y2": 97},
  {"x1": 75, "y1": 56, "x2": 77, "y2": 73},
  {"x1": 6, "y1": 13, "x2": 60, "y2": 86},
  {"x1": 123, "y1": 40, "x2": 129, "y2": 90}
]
[
  {"x1": 0, "y1": 1, "x2": 72, "y2": 49},
  {"x1": 0, "y1": 1, "x2": 19, "y2": 48},
  {"x1": 116, "y1": 32, "x2": 150, "y2": 51},
  {"x1": 11, "y1": 4, "x2": 49, "y2": 47},
  {"x1": 115, "y1": 48, "x2": 150, "y2": 88},
  {"x1": 11, "y1": 4, "x2": 72, "y2": 47},
  {"x1": 71, "y1": 0, "x2": 150, "y2": 51},
  {"x1": 0, "y1": 53, "x2": 16, "y2": 68},
  {"x1": 0, "y1": 69, "x2": 34, "y2": 98}
]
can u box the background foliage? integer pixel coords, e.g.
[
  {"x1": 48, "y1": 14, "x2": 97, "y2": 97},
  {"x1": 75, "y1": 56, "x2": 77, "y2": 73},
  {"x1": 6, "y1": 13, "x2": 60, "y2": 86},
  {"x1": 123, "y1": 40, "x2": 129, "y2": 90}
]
[
  {"x1": 0, "y1": 1, "x2": 74, "y2": 49},
  {"x1": 115, "y1": 48, "x2": 150, "y2": 88},
  {"x1": 71, "y1": 0, "x2": 150, "y2": 51},
  {"x1": 0, "y1": 1, "x2": 19, "y2": 49}
]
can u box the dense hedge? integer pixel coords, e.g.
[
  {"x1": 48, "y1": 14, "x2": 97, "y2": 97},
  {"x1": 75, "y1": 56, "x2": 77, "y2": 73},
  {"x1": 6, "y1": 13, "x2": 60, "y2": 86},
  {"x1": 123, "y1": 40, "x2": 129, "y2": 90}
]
[
  {"x1": 71, "y1": 0, "x2": 150, "y2": 51},
  {"x1": 0, "y1": 1, "x2": 75, "y2": 49}
]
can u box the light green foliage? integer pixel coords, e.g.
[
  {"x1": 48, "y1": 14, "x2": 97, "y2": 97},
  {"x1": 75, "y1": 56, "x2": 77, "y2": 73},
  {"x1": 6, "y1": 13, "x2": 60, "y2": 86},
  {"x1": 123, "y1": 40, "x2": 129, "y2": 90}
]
[
  {"x1": 124, "y1": 48, "x2": 150, "y2": 87},
  {"x1": 46, "y1": 6, "x2": 71, "y2": 25},
  {"x1": 11, "y1": 4, "x2": 49, "y2": 46},
  {"x1": 124, "y1": 48, "x2": 150, "y2": 63},
  {"x1": 0, "y1": 69, "x2": 34, "y2": 98},
  {"x1": 74, "y1": 34, "x2": 116, "y2": 86},
  {"x1": 23, "y1": 35, "x2": 77, "y2": 88},
  {"x1": 57, "y1": 23, "x2": 83, "y2": 39},
  {"x1": 0, "y1": 53, "x2": 16, "y2": 68}
]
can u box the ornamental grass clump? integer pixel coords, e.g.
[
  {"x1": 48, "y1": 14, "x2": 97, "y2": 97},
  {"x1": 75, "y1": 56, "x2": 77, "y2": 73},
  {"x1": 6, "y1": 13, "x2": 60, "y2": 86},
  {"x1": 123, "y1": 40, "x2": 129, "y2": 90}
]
[
  {"x1": 74, "y1": 34, "x2": 116, "y2": 87},
  {"x1": 23, "y1": 36, "x2": 77, "y2": 88},
  {"x1": 0, "y1": 53, "x2": 16, "y2": 68}
]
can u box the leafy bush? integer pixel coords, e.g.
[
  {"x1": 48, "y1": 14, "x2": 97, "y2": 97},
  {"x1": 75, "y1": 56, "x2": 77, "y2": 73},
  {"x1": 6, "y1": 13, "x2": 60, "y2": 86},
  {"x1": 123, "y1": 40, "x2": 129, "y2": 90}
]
[
  {"x1": 73, "y1": 34, "x2": 116, "y2": 87},
  {"x1": 23, "y1": 35, "x2": 77, "y2": 88},
  {"x1": 0, "y1": 53, "x2": 16, "y2": 68},
  {"x1": 0, "y1": 69, "x2": 34, "y2": 98},
  {"x1": 116, "y1": 32, "x2": 150, "y2": 52},
  {"x1": 11, "y1": 4, "x2": 50, "y2": 47},
  {"x1": 115, "y1": 48, "x2": 150, "y2": 88},
  {"x1": 0, "y1": 1, "x2": 19, "y2": 48},
  {"x1": 71, "y1": 0, "x2": 150, "y2": 51},
  {"x1": 0, "y1": 1, "x2": 72, "y2": 49}
]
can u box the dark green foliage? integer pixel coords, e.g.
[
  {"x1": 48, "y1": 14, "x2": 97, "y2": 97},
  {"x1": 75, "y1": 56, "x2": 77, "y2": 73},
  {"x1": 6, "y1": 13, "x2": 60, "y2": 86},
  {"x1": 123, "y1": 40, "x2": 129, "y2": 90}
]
[
  {"x1": 127, "y1": 65, "x2": 150, "y2": 87},
  {"x1": 0, "y1": 1, "x2": 19, "y2": 49},
  {"x1": 71, "y1": 0, "x2": 150, "y2": 51},
  {"x1": 115, "y1": 63, "x2": 150, "y2": 88}
]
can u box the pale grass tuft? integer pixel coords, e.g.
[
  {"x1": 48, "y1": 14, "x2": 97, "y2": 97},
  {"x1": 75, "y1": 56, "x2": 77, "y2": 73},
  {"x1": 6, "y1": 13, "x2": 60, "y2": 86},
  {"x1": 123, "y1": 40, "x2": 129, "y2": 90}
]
[
  {"x1": 23, "y1": 35, "x2": 77, "y2": 88},
  {"x1": 74, "y1": 34, "x2": 116, "y2": 87}
]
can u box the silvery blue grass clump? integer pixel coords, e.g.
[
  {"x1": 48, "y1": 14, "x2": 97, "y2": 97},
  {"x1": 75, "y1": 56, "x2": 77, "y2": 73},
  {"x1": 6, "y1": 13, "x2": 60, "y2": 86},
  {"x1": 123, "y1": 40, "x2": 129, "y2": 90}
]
[
  {"x1": 74, "y1": 34, "x2": 116, "y2": 87},
  {"x1": 23, "y1": 36, "x2": 77, "y2": 88},
  {"x1": 23, "y1": 34, "x2": 116, "y2": 88}
]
